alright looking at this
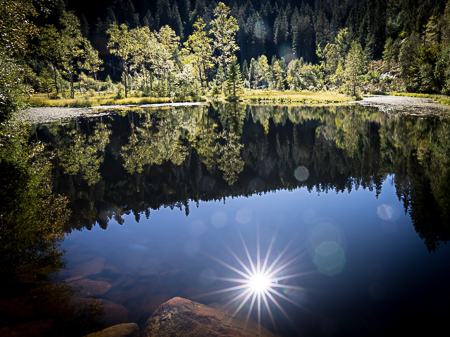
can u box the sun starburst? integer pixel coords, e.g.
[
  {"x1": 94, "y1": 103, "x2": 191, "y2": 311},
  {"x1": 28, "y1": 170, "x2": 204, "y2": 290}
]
[{"x1": 198, "y1": 226, "x2": 311, "y2": 333}]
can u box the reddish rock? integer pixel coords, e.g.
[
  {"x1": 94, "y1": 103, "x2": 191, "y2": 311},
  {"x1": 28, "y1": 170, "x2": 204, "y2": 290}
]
[
  {"x1": 69, "y1": 257, "x2": 105, "y2": 278},
  {"x1": 83, "y1": 323, "x2": 139, "y2": 337},
  {"x1": 69, "y1": 279, "x2": 112, "y2": 297},
  {"x1": 140, "y1": 297, "x2": 279, "y2": 337}
]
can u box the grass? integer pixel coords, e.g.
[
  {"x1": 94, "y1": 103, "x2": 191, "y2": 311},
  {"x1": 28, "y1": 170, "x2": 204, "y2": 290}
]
[
  {"x1": 28, "y1": 93, "x2": 203, "y2": 108},
  {"x1": 29, "y1": 89, "x2": 351, "y2": 108},
  {"x1": 242, "y1": 89, "x2": 349, "y2": 104},
  {"x1": 390, "y1": 92, "x2": 450, "y2": 105}
]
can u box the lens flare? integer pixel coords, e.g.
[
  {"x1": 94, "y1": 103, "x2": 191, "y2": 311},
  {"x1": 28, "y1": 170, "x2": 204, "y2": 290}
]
[
  {"x1": 248, "y1": 272, "x2": 271, "y2": 294},
  {"x1": 198, "y1": 227, "x2": 312, "y2": 333},
  {"x1": 294, "y1": 166, "x2": 309, "y2": 182},
  {"x1": 377, "y1": 204, "x2": 393, "y2": 220}
]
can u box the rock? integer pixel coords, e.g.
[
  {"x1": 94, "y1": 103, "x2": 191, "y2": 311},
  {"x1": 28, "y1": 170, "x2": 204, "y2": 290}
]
[
  {"x1": 83, "y1": 323, "x2": 139, "y2": 337},
  {"x1": 72, "y1": 298, "x2": 130, "y2": 328},
  {"x1": 137, "y1": 294, "x2": 168, "y2": 322},
  {"x1": 66, "y1": 275, "x2": 84, "y2": 283},
  {"x1": 70, "y1": 257, "x2": 105, "y2": 278},
  {"x1": 140, "y1": 297, "x2": 279, "y2": 337},
  {"x1": 69, "y1": 279, "x2": 113, "y2": 297},
  {"x1": 0, "y1": 319, "x2": 52, "y2": 337}
]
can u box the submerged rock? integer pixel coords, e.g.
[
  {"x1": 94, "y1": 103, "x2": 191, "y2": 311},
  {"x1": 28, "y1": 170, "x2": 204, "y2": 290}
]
[
  {"x1": 140, "y1": 297, "x2": 278, "y2": 337},
  {"x1": 69, "y1": 257, "x2": 105, "y2": 278},
  {"x1": 72, "y1": 298, "x2": 130, "y2": 328},
  {"x1": 69, "y1": 278, "x2": 112, "y2": 297},
  {"x1": 84, "y1": 323, "x2": 139, "y2": 337}
]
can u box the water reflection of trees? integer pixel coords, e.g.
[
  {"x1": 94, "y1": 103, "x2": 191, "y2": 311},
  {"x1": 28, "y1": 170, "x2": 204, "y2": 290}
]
[
  {"x1": 0, "y1": 122, "x2": 104, "y2": 336},
  {"x1": 36, "y1": 104, "x2": 450, "y2": 251}
]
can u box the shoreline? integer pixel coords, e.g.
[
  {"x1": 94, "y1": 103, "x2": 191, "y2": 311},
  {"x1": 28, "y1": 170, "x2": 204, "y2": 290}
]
[
  {"x1": 19, "y1": 95, "x2": 450, "y2": 124},
  {"x1": 353, "y1": 95, "x2": 450, "y2": 116}
]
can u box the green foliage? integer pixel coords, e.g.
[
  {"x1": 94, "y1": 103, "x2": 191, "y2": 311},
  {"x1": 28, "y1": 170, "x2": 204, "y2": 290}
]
[
  {"x1": 210, "y1": 2, "x2": 240, "y2": 70},
  {"x1": 0, "y1": 54, "x2": 32, "y2": 122},
  {"x1": 0, "y1": 0, "x2": 38, "y2": 55},
  {"x1": 59, "y1": 12, "x2": 85, "y2": 99},
  {"x1": 0, "y1": 121, "x2": 69, "y2": 282},
  {"x1": 436, "y1": 46, "x2": 450, "y2": 95},
  {"x1": 344, "y1": 41, "x2": 366, "y2": 98},
  {"x1": 79, "y1": 40, "x2": 103, "y2": 92},
  {"x1": 107, "y1": 22, "x2": 134, "y2": 98},
  {"x1": 323, "y1": 43, "x2": 341, "y2": 83},
  {"x1": 182, "y1": 18, "x2": 214, "y2": 88},
  {"x1": 223, "y1": 61, "x2": 245, "y2": 100},
  {"x1": 58, "y1": 123, "x2": 111, "y2": 186},
  {"x1": 286, "y1": 58, "x2": 323, "y2": 91},
  {"x1": 38, "y1": 67, "x2": 55, "y2": 97}
]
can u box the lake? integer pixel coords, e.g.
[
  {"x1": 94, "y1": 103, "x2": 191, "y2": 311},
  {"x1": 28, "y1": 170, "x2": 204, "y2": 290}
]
[{"x1": 3, "y1": 103, "x2": 450, "y2": 336}]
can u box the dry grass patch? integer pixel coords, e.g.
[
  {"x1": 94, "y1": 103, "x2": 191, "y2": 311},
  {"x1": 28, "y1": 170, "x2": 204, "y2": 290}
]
[
  {"x1": 28, "y1": 93, "x2": 202, "y2": 108},
  {"x1": 243, "y1": 89, "x2": 348, "y2": 104}
]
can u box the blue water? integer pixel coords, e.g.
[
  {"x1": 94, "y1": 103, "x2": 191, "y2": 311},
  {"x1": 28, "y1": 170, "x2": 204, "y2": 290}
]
[{"x1": 62, "y1": 172, "x2": 450, "y2": 336}]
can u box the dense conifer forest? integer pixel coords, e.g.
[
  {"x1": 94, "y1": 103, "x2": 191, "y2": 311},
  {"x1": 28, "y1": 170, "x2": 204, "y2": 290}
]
[{"x1": 1, "y1": 0, "x2": 450, "y2": 121}]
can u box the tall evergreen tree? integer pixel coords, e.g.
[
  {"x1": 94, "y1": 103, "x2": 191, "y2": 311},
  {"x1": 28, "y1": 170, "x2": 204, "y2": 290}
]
[
  {"x1": 224, "y1": 61, "x2": 245, "y2": 100},
  {"x1": 171, "y1": 2, "x2": 184, "y2": 40},
  {"x1": 142, "y1": 10, "x2": 154, "y2": 30},
  {"x1": 80, "y1": 14, "x2": 90, "y2": 38}
]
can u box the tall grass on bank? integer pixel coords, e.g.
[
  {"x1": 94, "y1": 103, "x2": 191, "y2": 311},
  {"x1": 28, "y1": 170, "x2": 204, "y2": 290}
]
[
  {"x1": 28, "y1": 93, "x2": 203, "y2": 108},
  {"x1": 243, "y1": 89, "x2": 349, "y2": 104}
]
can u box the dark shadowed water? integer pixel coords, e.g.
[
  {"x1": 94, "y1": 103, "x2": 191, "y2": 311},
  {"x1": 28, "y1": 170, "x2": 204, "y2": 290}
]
[{"x1": 8, "y1": 104, "x2": 450, "y2": 336}]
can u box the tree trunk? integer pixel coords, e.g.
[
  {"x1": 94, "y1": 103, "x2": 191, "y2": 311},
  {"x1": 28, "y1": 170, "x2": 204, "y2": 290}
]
[
  {"x1": 149, "y1": 70, "x2": 153, "y2": 91},
  {"x1": 94, "y1": 73, "x2": 99, "y2": 94},
  {"x1": 124, "y1": 67, "x2": 128, "y2": 98},
  {"x1": 52, "y1": 62, "x2": 59, "y2": 95},
  {"x1": 70, "y1": 73, "x2": 74, "y2": 99}
]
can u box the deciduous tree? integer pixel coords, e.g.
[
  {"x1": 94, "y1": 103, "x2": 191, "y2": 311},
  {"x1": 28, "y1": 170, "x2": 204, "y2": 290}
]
[{"x1": 210, "y1": 3, "x2": 240, "y2": 72}]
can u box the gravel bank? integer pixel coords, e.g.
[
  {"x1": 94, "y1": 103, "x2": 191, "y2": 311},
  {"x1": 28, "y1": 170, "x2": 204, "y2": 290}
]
[
  {"x1": 354, "y1": 95, "x2": 450, "y2": 116},
  {"x1": 19, "y1": 102, "x2": 204, "y2": 124},
  {"x1": 18, "y1": 107, "x2": 109, "y2": 124}
]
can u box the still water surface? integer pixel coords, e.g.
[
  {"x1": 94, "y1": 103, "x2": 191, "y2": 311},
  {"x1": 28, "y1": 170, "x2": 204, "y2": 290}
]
[{"x1": 32, "y1": 104, "x2": 450, "y2": 335}]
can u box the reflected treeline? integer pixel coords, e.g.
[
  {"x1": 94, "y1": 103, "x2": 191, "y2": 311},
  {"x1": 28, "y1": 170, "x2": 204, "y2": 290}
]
[
  {"x1": 0, "y1": 122, "x2": 104, "y2": 335},
  {"x1": 33, "y1": 104, "x2": 450, "y2": 251}
]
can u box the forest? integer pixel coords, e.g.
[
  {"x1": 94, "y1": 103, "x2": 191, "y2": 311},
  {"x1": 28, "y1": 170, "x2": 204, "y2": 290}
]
[{"x1": 2, "y1": 0, "x2": 450, "y2": 121}]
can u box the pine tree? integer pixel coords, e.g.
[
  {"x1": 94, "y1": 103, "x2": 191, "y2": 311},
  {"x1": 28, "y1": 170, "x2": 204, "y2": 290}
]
[
  {"x1": 142, "y1": 10, "x2": 154, "y2": 30},
  {"x1": 124, "y1": 0, "x2": 139, "y2": 28},
  {"x1": 344, "y1": 41, "x2": 366, "y2": 98},
  {"x1": 156, "y1": 0, "x2": 171, "y2": 28},
  {"x1": 315, "y1": 10, "x2": 334, "y2": 51},
  {"x1": 224, "y1": 61, "x2": 245, "y2": 100},
  {"x1": 105, "y1": 7, "x2": 117, "y2": 28},
  {"x1": 274, "y1": 8, "x2": 289, "y2": 45},
  {"x1": 171, "y1": 2, "x2": 184, "y2": 40},
  {"x1": 80, "y1": 14, "x2": 90, "y2": 38}
]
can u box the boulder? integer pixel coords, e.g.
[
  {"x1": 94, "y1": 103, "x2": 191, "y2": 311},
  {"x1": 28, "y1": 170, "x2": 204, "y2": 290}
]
[
  {"x1": 84, "y1": 323, "x2": 139, "y2": 337},
  {"x1": 72, "y1": 298, "x2": 130, "y2": 328},
  {"x1": 140, "y1": 297, "x2": 278, "y2": 337},
  {"x1": 69, "y1": 257, "x2": 105, "y2": 278},
  {"x1": 69, "y1": 279, "x2": 113, "y2": 297}
]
